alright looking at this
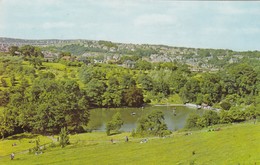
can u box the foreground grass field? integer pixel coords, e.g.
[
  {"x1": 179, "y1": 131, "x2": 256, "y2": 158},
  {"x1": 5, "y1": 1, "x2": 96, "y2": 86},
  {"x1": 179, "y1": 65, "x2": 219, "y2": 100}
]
[{"x1": 0, "y1": 122, "x2": 259, "y2": 165}]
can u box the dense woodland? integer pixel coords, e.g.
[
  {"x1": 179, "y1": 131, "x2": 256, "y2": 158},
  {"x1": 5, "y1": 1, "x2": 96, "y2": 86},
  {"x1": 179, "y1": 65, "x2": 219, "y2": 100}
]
[{"x1": 0, "y1": 45, "x2": 260, "y2": 138}]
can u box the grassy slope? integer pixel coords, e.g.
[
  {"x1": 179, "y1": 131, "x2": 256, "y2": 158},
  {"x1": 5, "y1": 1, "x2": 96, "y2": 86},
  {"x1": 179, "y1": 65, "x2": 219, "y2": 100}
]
[
  {"x1": 0, "y1": 133, "x2": 52, "y2": 157},
  {"x1": 0, "y1": 123, "x2": 259, "y2": 165}
]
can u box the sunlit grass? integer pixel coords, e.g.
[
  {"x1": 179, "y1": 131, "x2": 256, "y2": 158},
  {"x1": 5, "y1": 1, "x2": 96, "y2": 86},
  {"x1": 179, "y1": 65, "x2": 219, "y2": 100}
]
[
  {"x1": 0, "y1": 133, "x2": 52, "y2": 156},
  {"x1": 1, "y1": 122, "x2": 259, "y2": 165}
]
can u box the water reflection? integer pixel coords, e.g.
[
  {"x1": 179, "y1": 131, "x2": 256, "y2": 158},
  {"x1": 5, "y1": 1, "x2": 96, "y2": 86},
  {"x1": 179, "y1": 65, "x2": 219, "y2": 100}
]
[{"x1": 87, "y1": 106, "x2": 204, "y2": 132}]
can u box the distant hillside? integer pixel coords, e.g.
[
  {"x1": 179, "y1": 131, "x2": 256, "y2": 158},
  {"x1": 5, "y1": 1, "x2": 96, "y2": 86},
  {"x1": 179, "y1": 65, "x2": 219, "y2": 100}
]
[{"x1": 1, "y1": 37, "x2": 260, "y2": 70}]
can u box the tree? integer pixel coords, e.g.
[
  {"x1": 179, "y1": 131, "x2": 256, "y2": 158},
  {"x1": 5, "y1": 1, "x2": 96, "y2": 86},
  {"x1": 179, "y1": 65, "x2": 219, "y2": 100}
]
[
  {"x1": 106, "y1": 112, "x2": 123, "y2": 136},
  {"x1": 19, "y1": 45, "x2": 43, "y2": 58},
  {"x1": 85, "y1": 79, "x2": 106, "y2": 107},
  {"x1": 196, "y1": 117, "x2": 207, "y2": 128},
  {"x1": 10, "y1": 74, "x2": 16, "y2": 86},
  {"x1": 137, "y1": 74, "x2": 153, "y2": 91},
  {"x1": 168, "y1": 71, "x2": 187, "y2": 93},
  {"x1": 1, "y1": 78, "x2": 7, "y2": 87},
  {"x1": 220, "y1": 101, "x2": 231, "y2": 110},
  {"x1": 0, "y1": 112, "x2": 14, "y2": 138},
  {"x1": 9, "y1": 46, "x2": 19, "y2": 56},
  {"x1": 102, "y1": 77, "x2": 122, "y2": 108},
  {"x1": 180, "y1": 78, "x2": 200, "y2": 103},
  {"x1": 60, "y1": 51, "x2": 71, "y2": 57},
  {"x1": 202, "y1": 110, "x2": 220, "y2": 126},
  {"x1": 121, "y1": 74, "x2": 136, "y2": 89},
  {"x1": 29, "y1": 57, "x2": 43, "y2": 69},
  {"x1": 59, "y1": 127, "x2": 70, "y2": 148},
  {"x1": 4, "y1": 78, "x2": 90, "y2": 135},
  {"x1": 0, "y1": 90, "x2": 9, "y2": 106},
  {"x1": 244, "y1": 105, "x2": 259, "y2": 120},
  {"x1": 136, "y1": 110, "x2": 170, "y2": 137},
  {"x1": 19, "y1": 45, "x2": 43, "y2": 69},
  {"x1": 123, "y1": 86, "x2": 144, "y2": 107},
  {"x1": 185, "y1": 113, "x2": 200, "y2": 129},
  {"x1": 229, "y1": 107, "x2": 246, "y2": 122},
  {"x1": 135, "y1": 60, "x2": 152, "y2": 70},
  {"x1": 219, "y1": 110, "x2": 232, "y2": 124}
]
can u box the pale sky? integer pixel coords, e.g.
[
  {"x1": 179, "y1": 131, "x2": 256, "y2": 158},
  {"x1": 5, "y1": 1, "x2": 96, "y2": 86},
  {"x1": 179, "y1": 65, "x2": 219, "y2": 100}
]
[{"x1": 0, "y1": 0, "x2": 260, "y2": 51}]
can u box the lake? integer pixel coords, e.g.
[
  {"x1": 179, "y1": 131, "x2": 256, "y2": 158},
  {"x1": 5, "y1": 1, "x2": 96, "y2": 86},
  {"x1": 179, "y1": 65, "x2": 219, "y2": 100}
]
[{"x1": 87, "y1": 106, "x2": 204, "y2": 132}]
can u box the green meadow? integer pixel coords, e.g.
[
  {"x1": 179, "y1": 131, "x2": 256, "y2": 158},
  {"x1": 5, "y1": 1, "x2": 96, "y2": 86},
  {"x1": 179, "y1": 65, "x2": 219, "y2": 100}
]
[{"x1": 1, "y1": 122, "x2": 259, "y2": 165}]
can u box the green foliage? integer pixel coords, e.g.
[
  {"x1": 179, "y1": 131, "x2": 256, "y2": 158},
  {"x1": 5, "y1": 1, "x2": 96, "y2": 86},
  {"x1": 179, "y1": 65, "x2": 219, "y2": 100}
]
[
  {"x1": 228, "y1": 107, "x2": 246, "y2": 122},
  {"x1": 9, "y1": 46, "x2": 19, "y2": 56},
  {"x1": 2, "y1": 78, "x2": 89, "y2": 136},
  {"x1": 244, "y1": 105, "x2": 259, "y2": 120},
  {"x1": 135, "y1": 60, "x2": 152, "y2": 70},
  {"x1": 220, "y1": 101, "x2": 231, "y2": 110},
  {"x1": 201, "y1": 110, "x2": 220, "y2": 126},
  {"x1": 106, "y1": 112, "x2": 123, "y2": 136},
  {"x1": 13, "y1": 45, "x2": 44, "y2": 69},
  {"x1": 60, "y1": 51, "x2": 71, "y2": 57},
  {"x1": 98, "y1": 40, "x2": 118, "y2": 49},
  {"x1": 10, "y1": 74, "x2": 16, "y2": 86},
  {"x1": 185, "y1": 113, "x2": 200, "y2": 129},
  {"x1": 85, "y1": 79, "x2": 107, "y2": 107},
  {"x1": 1, "y1": 77, "x2": 7, "y2": 87},
  {"x1": 59, "y1": 127, "x2": 70, "y2": 148},
  {"x1": 156, "y1": 62, "x2": 177, "y2": 71},
  {"x1": 57, "y1": 44, "x2": 89, "y2": 55},
  {"x1": 219, "y1": 110, "x2": 232, "y2": 124},
  {"x1": 1, "y1": 45, "x2": 260, "y2": 138},
  {"x1": 180, "y1": 78, "x2": 200, "y2": 103},
  {"x1": 121, "y1": 74, "x2": 136, "y2": 89},
  {"x1": 137, "y1": 74, "x2": 153, "y2": 91},
  {"x1": 0, "y1": 89, "x2": 9, "y2": 106},
  {"x1": 38, "y1": 71, "x2": 56, "y2": 79},
  {"x1": 123, "y1": 86, "x2": 144, "y2": 107},
  {"x1": 136, "y1": 110, "x2": 170, "y2": 137},
  {"x1": 186, "y1": 104, "x2": 260, "y2": 129},
  {"x1": 186, "y1": 110, "x2": 219, "y2": 129},
  {"x1": 33, "y1": 137, "x2": 43, "y2": 154},
  {"x1": 102, "y1": 77, "x2": 122, "y2": 108}
]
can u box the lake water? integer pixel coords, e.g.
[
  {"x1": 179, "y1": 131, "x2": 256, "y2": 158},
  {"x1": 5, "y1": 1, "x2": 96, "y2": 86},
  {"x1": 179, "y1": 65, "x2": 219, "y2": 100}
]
[{"x1": 87, "y1": 106, "x2": 204, "y2": 132}]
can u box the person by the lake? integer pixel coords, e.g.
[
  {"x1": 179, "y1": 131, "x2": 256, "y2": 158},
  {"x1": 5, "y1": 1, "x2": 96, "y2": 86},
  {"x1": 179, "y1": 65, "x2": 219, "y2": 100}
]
[{"x1": 10, "y1": 153, "x2": 15, "y2": 160}]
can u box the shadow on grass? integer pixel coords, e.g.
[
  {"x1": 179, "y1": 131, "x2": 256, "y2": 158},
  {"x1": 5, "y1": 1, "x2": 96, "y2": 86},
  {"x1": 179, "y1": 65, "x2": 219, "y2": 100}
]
[{"x1": 7, "y1": 134, "x2": 38, "y2": 140}]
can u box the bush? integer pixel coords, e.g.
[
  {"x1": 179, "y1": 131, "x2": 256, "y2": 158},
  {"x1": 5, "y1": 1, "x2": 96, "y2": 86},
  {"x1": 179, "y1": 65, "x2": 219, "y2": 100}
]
[
  {"x1": 59, "y1": 127, "x2": 70, "y2": 148},
  {"x1": 131, "y1": 129, "x2": 136, "y2": 137},
  {"x1": 202, "y1": 110, "x2": 220, "y2": 126},
  {"x1": 220, "y1": 101, "x2": 231, "y2": 110},
  {"x1": 185, "y1": 113, "x2": 200, "y2": 129},
  {"x1": 49, "y1": 142, "x2": 56, "y2": 148},
  {"x1": 244, "y1": 105, "x2": 259, "y2": 120},
  {"x1": 159, "y1": 130, "x2": 172, "y2": 137},
  {"x1": 219, "y1": 110, "x2": 232, "y2": 124},
  {"x1": 229, "y1": 107, "x2": 246, "y2": 122},
  {"x1": 196, "y1": 117, "x2": 207, "y2": 128},
  {"x1": 186, "y1": 111, "x2": 220, "y2": 129}
]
